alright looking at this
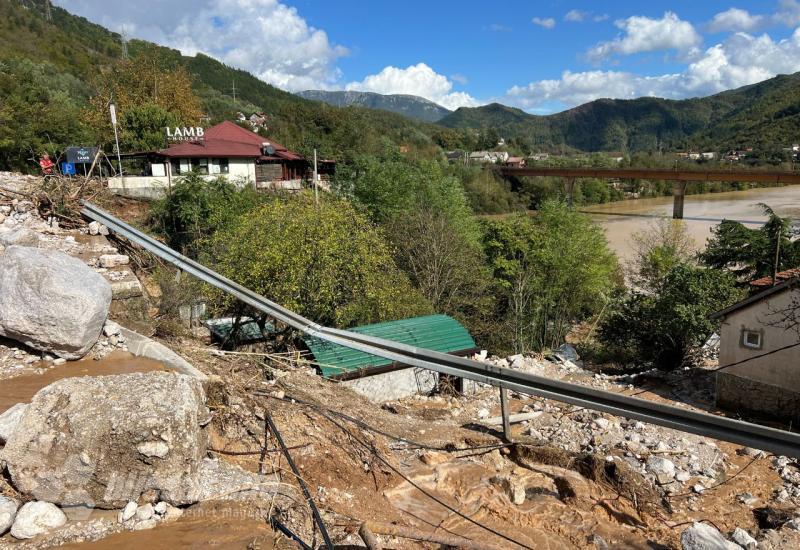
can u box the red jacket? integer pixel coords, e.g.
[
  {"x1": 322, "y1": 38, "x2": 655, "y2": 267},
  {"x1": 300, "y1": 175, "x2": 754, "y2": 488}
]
[{"x1": 39, "y1": 157, "x2": 54, "y2": 174}]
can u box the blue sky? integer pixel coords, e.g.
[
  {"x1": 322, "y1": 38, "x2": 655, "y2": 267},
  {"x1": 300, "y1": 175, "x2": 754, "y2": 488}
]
[{"x1": 57, "y1": 0, "x2": 800, "y2": 113}]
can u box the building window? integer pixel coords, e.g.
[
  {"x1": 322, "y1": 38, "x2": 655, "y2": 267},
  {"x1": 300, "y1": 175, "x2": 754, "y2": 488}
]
[
  {"x1": 191, "y1": 158, "x2": 209, "y2": 175},
  {"x1": 742, "y1": 330, "x2": 762, "y2": 350},
  {"x1": 210, "y1": 158, "x2": 229, "y2": 175}
]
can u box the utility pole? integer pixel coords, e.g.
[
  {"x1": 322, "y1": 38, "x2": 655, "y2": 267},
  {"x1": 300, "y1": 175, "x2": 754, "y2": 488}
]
[
  {"x1": 313, "y1": 148, "x2": 319, "y2": 205},
  {"x1": 231, "y1": 80, "x2": 237, "y2": 105},
  {"x1": 121, "y1": 30, "x2": 129, "y2": 59},
  {"x1": 43, "y1": 0, "x2": 52, "y2": 22},
  {"x1": 109, "y1": 100, "x2": 124, "y2": 188}
]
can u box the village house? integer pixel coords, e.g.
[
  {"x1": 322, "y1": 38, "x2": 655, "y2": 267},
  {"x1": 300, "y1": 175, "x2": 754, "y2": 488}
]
[
  {"x1": 108, "y1": 121, "x2": 307, "y2": 198},
  {"x1": 469, "y1": 151, "x2": 509, "y2": 164},
  {"x1": 505, "y1": 156, "x2": 526, "y2": 168},
  {"x1": 712, "y1": 270, "x2": 800, "y2": 424}
]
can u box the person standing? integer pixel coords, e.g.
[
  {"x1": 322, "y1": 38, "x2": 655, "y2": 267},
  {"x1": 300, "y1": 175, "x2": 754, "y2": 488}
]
[{"x1": 38, "y1": 152, "x2": 55, "y2": 175}]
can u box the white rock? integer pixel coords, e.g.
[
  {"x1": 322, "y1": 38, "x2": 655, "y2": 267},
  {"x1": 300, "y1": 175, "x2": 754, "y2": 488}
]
[
  {"x1": 136, "y1": 440, "x2": 170, "y2": 459},
  {"x1": 784, "y1": 518, "x2": 800, "y2": 531},
  {"x1": 0, "y1": 496, "x2": 19, "y2": 535},
  {"x1": 676, "y1": 471, "x2": 691, "y2": 482},
  {"x1": 647, "y1": 456, "x2": 676, "y2": 483},
  {"x1": 593, "y1": 418, "x2": 610, "y2": 430},
  {"x1": 103, "y1": 320, "x2": 122, "y2": 337},
  {"x1": 99, "y1": 254, "x2": 129, "y2": 268},
  {"x1": 135, "y1": 503, "x2": 154, "y2": 521},
  {"x1": 0, "y1": 403, "x2": 27, "y2": 443},
  {"x1": 154, "y1": 502, "x2": 167, "y2": 515},
  {"x1": 133, "y1": 518, "x2": 158, "y2": 530},
  {"x1": 731, "y1": 528, "x2": 757, "y2": 549},
  {"x1": 477, "y1": 408, "x2": 490, "y2": 419},
  {"x1": 10, "y1": 502, "x2": 67, "y2": 539},
  {"x1": 120, "y1": 501, "x2": 138, "y2": 523},
  {"x1": 680, "y1": 522, "x2": 740, "y2": 550},
  {"x1": 88, "y1": 221, "x2": 101, "y2": 235}
]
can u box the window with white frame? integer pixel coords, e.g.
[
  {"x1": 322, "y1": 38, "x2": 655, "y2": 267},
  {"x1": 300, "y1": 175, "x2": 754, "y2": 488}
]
[
  {"x1": 742, "y1": 329, "x2": 762, "y2": 350},
  {"x1": 210, "y1": 158, "x2": 229, "y2": 175}
]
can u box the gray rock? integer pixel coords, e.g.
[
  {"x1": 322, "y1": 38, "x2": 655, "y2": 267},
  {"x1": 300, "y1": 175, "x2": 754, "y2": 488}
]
[
  {"x1": 0, "y1": 496, "x2": 19, "y2": 535},
  {"x1": 135, "y1": 503, "x2": 154, "y2": 521},
  {"x1": 153, "y1": 502, "x2": 167, "y2": 515},
  {"x1": 731, "y1": 528, "x2": 757, "y2": 549},
  {"x1": 119, "y1": 501, "x2": 137, "y2": 523},
  {"x1": 0, "y1": 246, "x2": 111, "y2": 359},
  {"x1": 0, "y1": 227, "x2": 39, "y2": 247},
  {"x1": 555, "y1": 343, "x2": 580, "y2": 363},
  {"x1": 0, "y1": 403, "x2": 27, "y2": 443},
  {"x1": 681, "y1": 522, "x2": 741, "y2": 550},
  {"x1": 10, "y1": 501, "x2": 67, "y2": 539},
  {"x1": 647, "y1": 456, "x2": 676, "y2": 484},
  {"x1": 133, "y1": 518, "x2": 158, "y2": 531},
  {"x1": 103, "y1": 320, "x2": 122, "y2": 337},
  {"x1": 1, "y1": 372, "x2": 210, "y2": 509},
  {"x1": 99, "y1": 254, "x2": 129, "y2": 268},
  {"x1": 196, "y1": 458, "x2": 291, "y2": 503}
]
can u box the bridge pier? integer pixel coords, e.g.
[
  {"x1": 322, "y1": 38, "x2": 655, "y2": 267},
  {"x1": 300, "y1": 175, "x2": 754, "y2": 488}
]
[
  {"x1": 564, "y1": 177, "x2": 576, "y2": 207},
  {"x1": 672, "y1": 182, "x2": 687, "y2": 219}
]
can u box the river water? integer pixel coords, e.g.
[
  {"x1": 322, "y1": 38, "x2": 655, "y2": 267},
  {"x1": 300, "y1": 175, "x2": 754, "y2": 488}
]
[{"x1": 583, "y1": 185, "x2": 800, "y2": 263}]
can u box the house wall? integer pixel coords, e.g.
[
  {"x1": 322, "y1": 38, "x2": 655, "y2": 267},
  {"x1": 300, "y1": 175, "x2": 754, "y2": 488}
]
[
  {"x1": 343, "y1": 367, "x2": 438, "y2": 402},
  {"x1": 716, "y1": 288, "x2": 800, "y2": 421}
]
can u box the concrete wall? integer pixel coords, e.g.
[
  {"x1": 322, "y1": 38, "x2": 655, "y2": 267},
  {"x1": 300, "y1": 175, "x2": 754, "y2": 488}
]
[
  {"x1": 716, "y1": 287, "x2": 800, "y2": 421},
  {"x1": 343, "y1": 367, "x2": 437, "y2": 402}
]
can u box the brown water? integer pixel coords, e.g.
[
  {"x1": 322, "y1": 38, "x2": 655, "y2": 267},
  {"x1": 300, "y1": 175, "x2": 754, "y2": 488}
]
[
  {"x1": 59, "y1": 502, "x2": 283, "y2": 549},
  {"x1": 0, "y1": 351, "x2": 167, "y2": 413},
  {"x1": 583, "y1": 185, "x2": 800, "y2": 262}
]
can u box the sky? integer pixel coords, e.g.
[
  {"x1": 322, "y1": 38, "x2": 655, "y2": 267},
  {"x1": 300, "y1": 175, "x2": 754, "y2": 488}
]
[{"x1": 55, "y1": 0, "x2": 800, "y2": 114}]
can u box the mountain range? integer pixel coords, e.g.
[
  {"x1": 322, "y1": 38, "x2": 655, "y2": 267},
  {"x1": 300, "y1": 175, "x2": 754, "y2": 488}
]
[
  {"x1": 2, "y1": 0, "x2": 800, "y2": 157},
  {"x1": 297, "y1": 90, "x2": 451, "y2": 123}
]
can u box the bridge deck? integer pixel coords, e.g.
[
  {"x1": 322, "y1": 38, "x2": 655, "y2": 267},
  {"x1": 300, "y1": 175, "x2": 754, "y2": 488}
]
[{"x1": 499, "y1": 167, "x2": 800, "y2": 185}]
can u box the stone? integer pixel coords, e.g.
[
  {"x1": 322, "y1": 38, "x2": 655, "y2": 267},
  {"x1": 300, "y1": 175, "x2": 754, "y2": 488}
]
[
  {"x1": 133, "y1": 518, "x2": 158, "y2": 531},
  {"x1": 10, "y1": 501, "x2": 67, "y2": 539},
  {"x1": 135, "y1": 503, "x2": 154, "y2": 521},
  {"x1": 731, "y1": 528, "x2": 758, "y2": 549},
  {"x1": 490, "y1": 475, "x2": 526, "y2": 505},
  {"x1": 0, "y1": 227, "x2": 40, "y2": 247},
  {"x1": 785, "y1": 518, "x2": 800, "y2": 531},
  {"x1": 593, "y1": 418, "x2": 610, "y2": 430},
  {"x1": 0, "y1": 246, "x2": 112, "y2": 359},
  {"x1": 0, "y1": 496, "x2": 19, "y2": 535},
  {"x1": 737, "y1": 492, "x2": 758, "y2": 505},
  {"x1": 120, "y1": 501, "x2": 138, "y2": 523},
  {"x1": 477, "y1": 408, "x2": 491, "y2": 419},
  {"x1": 1, "y1": 372, "x2": 210, "y2": 509},
  {"x1": 647, "y1": 456, "x2": 676, "y2": 484},
  {"x1": 87, "y1": 221, "x2": 101, "y2": 235},
  {"x1": 161, "y1": 503, "x2": 183, "y2": 523},
  {"x1": 195, "y1": 458, "x2": 291, "y2": 503},
  {"x1": 676, "y1": 471, "x2": 691, "y2": 482},
  {"x1": 99, "y1": 254, "x2": 130, "y2": 268},
  {"x1": 0, "y1": 402, "x2": 27, "y2": 443},
  {"x1": 680, "y1": 522, "x2": 741, "y2": 550},
  {"x1": 103, "y1": 320, "x2": 122, "y2": 337},
  {"x1": 14, "y1": 201, "x2": 34, "y2": 214},
  {"x1": 154, "y1": 502, "x2": 167, "y2": 515},
  {"x1": 555, "y1": 343, "x2": 580, "y2": 363}
]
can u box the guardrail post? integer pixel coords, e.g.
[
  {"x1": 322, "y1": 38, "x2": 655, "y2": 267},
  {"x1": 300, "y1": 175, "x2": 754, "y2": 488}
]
[{"x1": 499, "y1": 387, "x2": 511, "y2": 442}]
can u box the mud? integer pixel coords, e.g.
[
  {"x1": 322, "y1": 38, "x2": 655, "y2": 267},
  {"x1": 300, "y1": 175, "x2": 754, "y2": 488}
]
[
  {"x1": 59, "y1": 502, "x2": 287, "y2": 550},
  {"x1": 0, "y1": 351, "x2": 166, "y2": 413}
]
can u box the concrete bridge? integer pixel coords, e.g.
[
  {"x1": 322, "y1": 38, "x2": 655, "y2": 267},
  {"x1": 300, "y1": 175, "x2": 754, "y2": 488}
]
[{"x1": 498, "y1": 167, "x2": 800, "y2": 218}]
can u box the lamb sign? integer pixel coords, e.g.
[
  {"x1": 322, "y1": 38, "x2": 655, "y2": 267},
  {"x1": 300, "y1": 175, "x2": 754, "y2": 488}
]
[{"x1": 165, "y1": 126, "x2": 205, "y2": 143}]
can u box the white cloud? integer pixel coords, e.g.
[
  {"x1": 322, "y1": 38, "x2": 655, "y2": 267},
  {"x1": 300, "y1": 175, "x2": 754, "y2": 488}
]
[
  {"x1": 532, "y1": 17, "x2": 556, "y2": 29},
  {"x1": 564, "y1": 10, "x2": 588, "y2": 22},
  {"x1": 708, "y1": 8, "x2": 765, "y2": 32},
  {"x1": 488, "y1": 23, "x2": 512, "y2": 32},
  {"x1": 587, "y1": 12, "x2": 702, "y2": 61},
  {"x1": 507, "y1": 28, "x2": 800, "y2": 110},
  {"x1": 56, "y1": 0, "x2": 347, "y2": 91},
  {"x1": 776, "y1": 0, "x2": 800, "y2": 26},
  {"x1": 345, "y1": 63, "x2": 478, "y2": 110}
]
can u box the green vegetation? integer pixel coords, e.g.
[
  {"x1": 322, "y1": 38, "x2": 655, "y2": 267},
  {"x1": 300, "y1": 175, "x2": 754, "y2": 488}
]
[
  {"x1": 700, "y1": 204, "x2": 800, "y2": 283},
  {"x1": 483, "y1": 202, "x2": 618, "y2": 353},
  {"x1": 600, "y1": 264, "x2": 741, "y2": 369},
  {"x1": 207, "y1": 193, "x2": 432, "y2": 328}
]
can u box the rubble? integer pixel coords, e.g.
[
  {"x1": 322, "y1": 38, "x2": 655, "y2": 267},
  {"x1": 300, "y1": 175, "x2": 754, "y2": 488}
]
[
  {"x1": 680, "y1": 522, "x2": 741, "y2": 550},
  {"x1": 731, "y1": 527, "x2": 758, "y2": 548}
]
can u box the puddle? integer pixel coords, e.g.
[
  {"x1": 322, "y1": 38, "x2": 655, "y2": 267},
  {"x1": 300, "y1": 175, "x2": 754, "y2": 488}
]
[
  {"x1": 58, "y1": 501, "x2": 283, "y2": 549},
  {"x1": 0, "y1": 351, "x2": 167, "y2": 413}
]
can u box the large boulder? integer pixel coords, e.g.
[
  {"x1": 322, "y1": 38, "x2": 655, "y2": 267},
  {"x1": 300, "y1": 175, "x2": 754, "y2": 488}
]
[
  {"x1": 0, "y1": 227, "x2": 40, "y2": 248},
  {"x1": 0, "y1": 372, "x2": 210, "y2": 509},
  {"x1": 681, "y1": 522, "x2": 741, "y2": 550},
  {"x1": 9, "y1": 501, "x2": 66, "y2": 539},
  {"x1": 0, "y1": 246, "x2": 111, "y2": 359}
]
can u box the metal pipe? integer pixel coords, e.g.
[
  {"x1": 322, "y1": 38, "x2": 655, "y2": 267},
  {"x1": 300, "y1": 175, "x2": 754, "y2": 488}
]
[{"x1": 80, "y1": 201, "x2": 800, "y2": 458}]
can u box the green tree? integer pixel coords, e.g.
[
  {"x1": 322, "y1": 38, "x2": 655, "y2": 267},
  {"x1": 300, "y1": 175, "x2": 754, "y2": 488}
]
[
  {"x1": 120, "y1": 103, "x2": 181, "y2": 152},
  {"x1": 483, "y1": 201, "x2": 618, "y2": 353},
  {"x1": 207, "y1": 193, "x2": 432, "y2": 328},
  {"x1": 700, "y1": 204, "x2": 800, "y2": 282},
  {"x1": 600, "y1": 264, "x2": 741, "y2": 368}
]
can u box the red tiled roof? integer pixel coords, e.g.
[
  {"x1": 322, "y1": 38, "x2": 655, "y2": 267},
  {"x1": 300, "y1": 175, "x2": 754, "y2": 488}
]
[
  {"x1": 157, "y1": 121, "x2": 298, "y2": 159},
  {"x1": 749, "y1": 268, "x2": 800, "y2": 287}
]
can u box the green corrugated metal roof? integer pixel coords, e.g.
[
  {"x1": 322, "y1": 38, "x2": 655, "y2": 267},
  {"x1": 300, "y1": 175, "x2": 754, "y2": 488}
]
[{"x1": 303, "y1": 314, "x2": 477, "y2": 379}]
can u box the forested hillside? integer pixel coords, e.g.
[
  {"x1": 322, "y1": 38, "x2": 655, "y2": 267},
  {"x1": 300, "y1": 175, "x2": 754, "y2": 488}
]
[
  {"x1": 297, "y1": 90, "x2": 451, "y2": 122},
  {"x1": 440, "y1": 74, "x2": 800, "y2": 153}
]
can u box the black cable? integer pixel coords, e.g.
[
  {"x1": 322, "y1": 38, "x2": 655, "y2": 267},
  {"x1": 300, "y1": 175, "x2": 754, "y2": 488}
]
[
  {"x1": 270, "y1": 518, "x2": 313, "y2": 550},
  {"x1": 264, "y1": 409, "x2": 335, "y2": 550},
  {"x1": 317, "y1": 409, "x2": 535, "y2": 550}
]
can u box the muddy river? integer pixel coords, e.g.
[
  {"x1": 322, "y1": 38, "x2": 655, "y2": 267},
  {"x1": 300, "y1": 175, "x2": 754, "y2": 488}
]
[{"x1": 583, "y1": 185, "x2": 800, "y2": 263}]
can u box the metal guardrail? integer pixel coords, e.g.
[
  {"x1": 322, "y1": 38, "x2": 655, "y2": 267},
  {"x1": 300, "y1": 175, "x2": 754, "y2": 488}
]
[{"x1": 81, "y1": 201, "x2": 800, "y2": 458}]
